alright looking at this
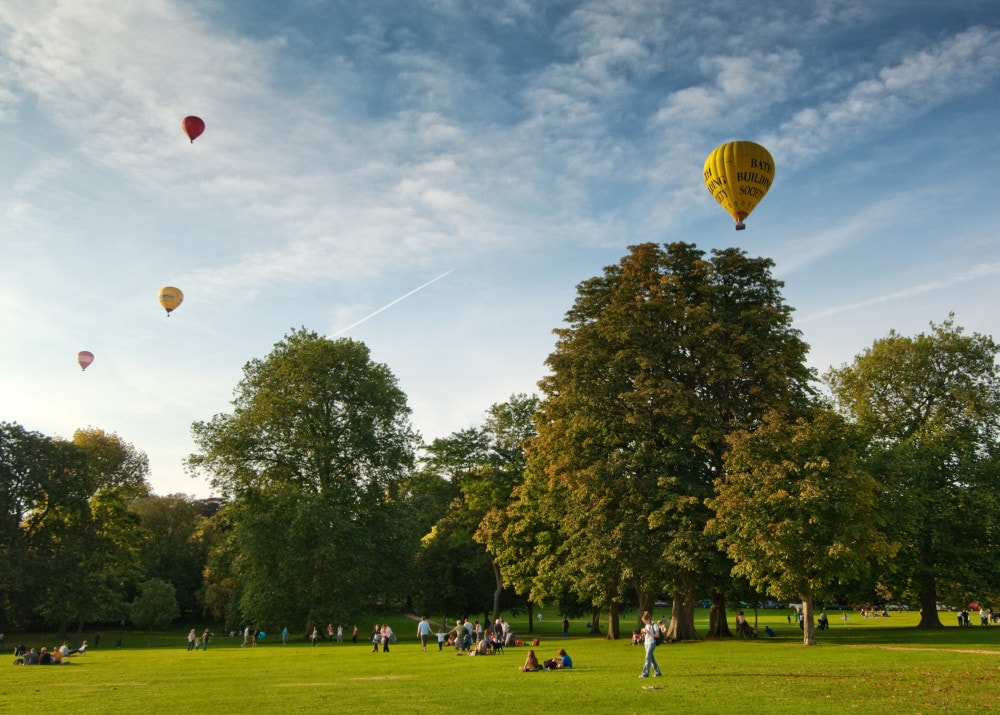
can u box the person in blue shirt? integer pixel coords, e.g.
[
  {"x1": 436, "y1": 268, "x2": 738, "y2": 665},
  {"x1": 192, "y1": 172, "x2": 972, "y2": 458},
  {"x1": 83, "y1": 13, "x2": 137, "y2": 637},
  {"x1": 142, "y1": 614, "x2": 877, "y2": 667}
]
[
  {"x1": 544, "y1": 648, "x2": 572, "y2": 669},
  {"x1": 416, "y1": 616, "x2": 433, "y2": 652}
]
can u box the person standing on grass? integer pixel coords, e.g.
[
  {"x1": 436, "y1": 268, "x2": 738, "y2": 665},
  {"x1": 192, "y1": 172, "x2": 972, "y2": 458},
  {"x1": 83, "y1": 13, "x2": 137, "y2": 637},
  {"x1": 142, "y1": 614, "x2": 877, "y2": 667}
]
[
  {"x1": 202, "y1": 628, "x2": 211, "y2": 651},
  {"x1": 282, "y1": 626, "x2": 289, "y2": 645},
  {"x1": 417, "y1": 616, "x2": 433, "y2": 652},
  {"x1": 449, "y1": 620, "x2": 466, "y2": 653},
  {"x1": 337, "y1": 624, "x2": 344, "y2": 643},
  {"x1": 187, "y1": 629, "x2": 197, "y2": 651},
  {"x1": 352, "y1": 625, "x2": 358, "y2": 644},
  {"x1": 638, "y1": 611, "x2": 662, "y2": 679},
  {"x1": 371, "y1": 624, "x2": 381, "y2": 652}
]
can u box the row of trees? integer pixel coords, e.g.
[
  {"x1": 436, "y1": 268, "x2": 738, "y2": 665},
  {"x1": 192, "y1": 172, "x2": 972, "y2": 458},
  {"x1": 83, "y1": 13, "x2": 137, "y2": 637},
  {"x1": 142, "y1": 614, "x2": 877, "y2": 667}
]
[
  {"x1": 0, "y1": 423, "x2": 216, "y2": 636},
  {"x1": 5, "y1": 242, "x2": 999, "y2": 646}
]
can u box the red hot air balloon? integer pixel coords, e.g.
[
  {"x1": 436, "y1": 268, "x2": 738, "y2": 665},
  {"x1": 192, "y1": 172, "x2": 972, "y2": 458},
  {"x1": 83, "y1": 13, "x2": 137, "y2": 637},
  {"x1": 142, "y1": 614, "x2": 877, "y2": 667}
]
[
  {"x1": 77, "y1": 351, "x2": 95, "y2": 371},
  {"x1": 182, "y1": 116, "x2": 205, "y2": 143}
]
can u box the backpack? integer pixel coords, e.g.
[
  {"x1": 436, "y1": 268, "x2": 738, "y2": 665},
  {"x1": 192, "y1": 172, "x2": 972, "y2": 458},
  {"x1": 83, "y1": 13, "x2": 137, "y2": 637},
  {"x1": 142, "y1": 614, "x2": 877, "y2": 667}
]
[{"x1": 653, "y1": 623, "x2": 666, "y2": 645}]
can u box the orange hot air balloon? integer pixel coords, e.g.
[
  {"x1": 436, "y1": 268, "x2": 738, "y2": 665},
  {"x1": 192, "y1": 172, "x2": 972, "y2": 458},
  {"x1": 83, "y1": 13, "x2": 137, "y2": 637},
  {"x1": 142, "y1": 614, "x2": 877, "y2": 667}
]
[
  {"x1": 158, "y1": 286, "x2": 184, "y2": 316},
  {"x1": 77, "y1": 350, "x2": 95, "y2": 371},
  {"x1": 703, "y1": 141, "x2": 775, "y2": 230},
  {"x1": 182, "y1": 116, "x2": 205, "y2": 143}
]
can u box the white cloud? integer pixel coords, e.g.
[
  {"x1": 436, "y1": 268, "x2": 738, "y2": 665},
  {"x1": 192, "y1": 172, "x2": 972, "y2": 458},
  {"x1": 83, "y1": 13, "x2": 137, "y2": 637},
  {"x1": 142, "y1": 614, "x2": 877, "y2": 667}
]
[
  {"x1": 766, "y1": 26, "x2": 1000, "y2": 168},
  {"x1": 653, "y1": 51, "x2": 803, "y2": 129}
]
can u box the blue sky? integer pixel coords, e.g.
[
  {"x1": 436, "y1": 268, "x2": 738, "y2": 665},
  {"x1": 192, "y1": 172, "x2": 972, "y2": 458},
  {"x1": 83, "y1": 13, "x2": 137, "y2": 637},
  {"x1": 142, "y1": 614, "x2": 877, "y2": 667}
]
[{"x1": 2, "y1": 1, "x2": 998, "y2": 497}]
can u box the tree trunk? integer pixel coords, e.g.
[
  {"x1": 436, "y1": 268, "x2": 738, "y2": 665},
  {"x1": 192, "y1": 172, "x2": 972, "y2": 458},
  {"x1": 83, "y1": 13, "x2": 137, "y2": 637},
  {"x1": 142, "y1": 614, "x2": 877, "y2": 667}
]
[
  {"x1": 705, "y1": 590, "x2": 732, "y2": 638},
  {"x1": 665, "y1": 589, "x2": 700, "y2": 642},
  {"x1": 527, "y1": 602, "x2": 534, "y2": 633},
  {"x1": 916, "y1": 570, "x2": 944, "y2": 628},
  {"x1": 490, "y1": 560, "x2": 503, "y2": 622},
  {"x1": 801, "y1": 592, "x2": 815, "y2": 646},
  {"x1": 637, "y1": 591, "x2": 654, "y2": 620},
  {"x1": 606, "y1": 601, "x2": 621, "y2": 640},
  {"x1": 589, "y1": 607, "x2": 602, "y2": 635}
]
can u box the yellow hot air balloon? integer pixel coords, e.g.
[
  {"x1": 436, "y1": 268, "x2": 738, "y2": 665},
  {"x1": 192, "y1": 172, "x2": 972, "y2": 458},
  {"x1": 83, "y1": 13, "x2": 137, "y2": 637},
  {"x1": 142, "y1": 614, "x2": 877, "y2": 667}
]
[
  {"x1": 703, "y1": 141, "x2": 775, "y2": 230},
  {"x1": 158, "y1": 286, "x2": 184, "y2": 316}
]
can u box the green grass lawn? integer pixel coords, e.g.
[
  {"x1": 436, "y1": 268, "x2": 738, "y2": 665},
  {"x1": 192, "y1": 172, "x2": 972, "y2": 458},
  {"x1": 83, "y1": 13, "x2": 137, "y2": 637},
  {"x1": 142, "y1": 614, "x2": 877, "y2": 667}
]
[{"x1": 3, "y1": 609, "x2": 998, "y2": 714}]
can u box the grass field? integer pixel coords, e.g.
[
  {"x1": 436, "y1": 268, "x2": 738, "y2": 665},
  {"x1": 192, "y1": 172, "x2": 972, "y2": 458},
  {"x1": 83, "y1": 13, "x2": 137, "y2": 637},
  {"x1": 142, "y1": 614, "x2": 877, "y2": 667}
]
[{"x1": 3, "y1": 609, "x2": 998, "y2": 714}]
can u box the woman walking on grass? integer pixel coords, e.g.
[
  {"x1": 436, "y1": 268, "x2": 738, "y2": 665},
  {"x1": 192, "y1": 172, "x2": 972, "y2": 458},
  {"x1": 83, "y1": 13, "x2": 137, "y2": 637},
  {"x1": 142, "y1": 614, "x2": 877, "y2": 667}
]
[{"x1": 638, "y1": 611, "x2": 662, "y2": 678}]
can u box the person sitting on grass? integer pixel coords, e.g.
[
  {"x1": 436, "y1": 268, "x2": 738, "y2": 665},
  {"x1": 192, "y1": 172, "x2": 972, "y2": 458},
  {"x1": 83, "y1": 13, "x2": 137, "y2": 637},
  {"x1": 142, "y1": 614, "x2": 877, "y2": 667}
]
[
  {"x1": 543, "y1": 648, "x2": 572, "y2": 669},
  {"x1": 519, "y1": 649, "x2": 541, "y2": 672},
  {"x1": 70, "y1": 640, "x2": 88, "y2": 655}
]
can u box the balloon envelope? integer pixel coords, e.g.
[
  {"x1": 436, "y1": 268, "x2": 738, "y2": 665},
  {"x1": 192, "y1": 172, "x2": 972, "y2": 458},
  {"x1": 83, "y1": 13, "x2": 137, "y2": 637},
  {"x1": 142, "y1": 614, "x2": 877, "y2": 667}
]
[
  {"x1": 158, "y1": 286, "x2": 184, "y2": 316},
  {"x1": 182, "y1": 116, "x2": 205, "y2": 143},
  {"x1": 77, "y1": 351, "x2": 94, "y2": 371},
  {"x1": 703, "y1": 141, "x2": 775, "y2": 230}
]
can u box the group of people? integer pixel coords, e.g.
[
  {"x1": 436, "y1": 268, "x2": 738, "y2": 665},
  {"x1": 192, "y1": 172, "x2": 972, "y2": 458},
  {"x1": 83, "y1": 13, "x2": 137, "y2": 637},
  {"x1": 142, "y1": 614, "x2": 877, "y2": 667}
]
[
  {"x1": 240, "y1": 625, "x2": 264, "y2": 647},
  {"x1": 370, "y1": 623, "x2": 396, "y2": 652},
  {"x1": 521, "y1": 609, "x2": 661, "y2": 677},
  {"x1": 444, "y1": 616, "x2": 514, "y2": 655},
  {"x1": 186, "y1": 629, "x2": 213, "y2": 650},
  {"x1": 735, "y1": 610, "x2": 757, "y2": 638},
  {"x1": 14, "y1": 640, "x2": 87, "y2": 665},
  {"x1": 519, "y1": 647, "x2": 572, "y2": 671},
  {"x1": 306, "y1": 624, "x2": 359, "y2": 645},
  {"x1": 957, "y1": 608, "x2": 995, "y2": 627}
]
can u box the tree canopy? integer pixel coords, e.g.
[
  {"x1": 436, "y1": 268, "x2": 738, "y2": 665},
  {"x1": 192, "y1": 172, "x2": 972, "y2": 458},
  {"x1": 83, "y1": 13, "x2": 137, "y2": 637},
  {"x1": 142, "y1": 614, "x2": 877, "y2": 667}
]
[
  {"x1": 0, "y1": 424, "x2": 151, "y2": 633},
  {"x1": 507, "y1": 242, "x2": 815, "y2": 640},
  {"x1": 712, "y1": 408, "x2": 894, "y2": 645},
  {"x1": 188, "y1": 328, "x2": 420, "y2": 631},
  {"x1": 826, "y1": 317, "x2": 1000, "y2": 626}
]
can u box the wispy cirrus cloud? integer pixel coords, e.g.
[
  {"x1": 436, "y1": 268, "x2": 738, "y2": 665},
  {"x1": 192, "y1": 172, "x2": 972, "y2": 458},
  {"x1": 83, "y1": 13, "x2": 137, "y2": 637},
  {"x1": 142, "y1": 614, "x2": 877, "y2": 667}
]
[
  {"x1": 765, "y1": 26, "x2": 1000, "y2": 168},
  {"x1": 799, "y1": 262, "x2": 1000, "y2": 324}
]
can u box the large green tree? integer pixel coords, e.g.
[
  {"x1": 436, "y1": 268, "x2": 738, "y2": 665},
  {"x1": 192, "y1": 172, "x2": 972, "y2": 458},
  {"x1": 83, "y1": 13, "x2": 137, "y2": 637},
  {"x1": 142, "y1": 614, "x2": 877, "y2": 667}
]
[
  {"x1": 519, "y1": 242, "x2": 814, "y2": 640},
  {"x1": 413, "y1": 394, "x2": 538, "y2": 624},
  {"x1": 826, "y1": 318, "x2": 1000, "y2": 627},
  {"x1": 0, "y1": 422, "x2": 53, "y2": 628},
  {"x1": 712, "y1": 409, "x2": 894, "y2": 645},
  {"x1": 1, "y1": 426, "x2": 150, "y2": 634},
  {"x1": 130, "y1": 494, "x2": 209, "y2": 615},
  {"x1": 188, "y1": 329, "x2": 419, "y2": 632},
  {"x1": 130, "y1": 578, "x2": 180, "y2": 631},
  {"x1": 39, "y1": 429, "x2": 150, "y2": 636}
]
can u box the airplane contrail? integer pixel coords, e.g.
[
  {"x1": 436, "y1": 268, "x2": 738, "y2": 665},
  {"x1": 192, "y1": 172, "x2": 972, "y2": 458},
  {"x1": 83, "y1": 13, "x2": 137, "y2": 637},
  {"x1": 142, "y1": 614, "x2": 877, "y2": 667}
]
[{"x1": 330, "y1": 268, "x2": 455, "y2": 336}]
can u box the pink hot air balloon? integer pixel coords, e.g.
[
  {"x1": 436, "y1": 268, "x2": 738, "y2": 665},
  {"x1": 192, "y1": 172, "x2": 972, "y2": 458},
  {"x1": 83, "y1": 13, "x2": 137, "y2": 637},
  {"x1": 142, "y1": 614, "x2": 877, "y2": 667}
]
[
  {"x1": 182, "y1": 115, "x2": 205, "y2": 143},
  {"x1": 77, "y1": 350, "x2": 95, "y2": 371}
]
